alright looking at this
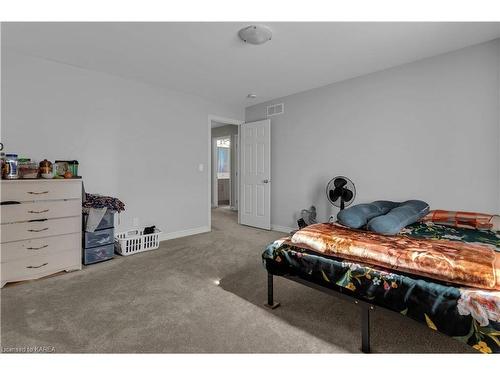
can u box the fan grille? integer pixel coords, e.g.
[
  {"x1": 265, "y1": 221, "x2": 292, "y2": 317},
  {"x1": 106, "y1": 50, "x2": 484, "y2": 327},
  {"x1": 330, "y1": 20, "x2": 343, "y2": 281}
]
[{"x1": 326, "y1": 176, "x2": 356, "y2": 209}]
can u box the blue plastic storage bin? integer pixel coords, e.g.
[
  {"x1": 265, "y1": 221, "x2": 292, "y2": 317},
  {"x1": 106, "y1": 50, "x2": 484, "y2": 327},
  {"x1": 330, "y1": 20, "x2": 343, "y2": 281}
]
[
  {"x1": 82, "y1": 210, "x2": 115, "y2": 231},
  {"x1": 83, "y1": 243, "x2": 114, "y2": 265},
  {"x1": 83, "y1": 227, "x2": 114, "y2": 248}
]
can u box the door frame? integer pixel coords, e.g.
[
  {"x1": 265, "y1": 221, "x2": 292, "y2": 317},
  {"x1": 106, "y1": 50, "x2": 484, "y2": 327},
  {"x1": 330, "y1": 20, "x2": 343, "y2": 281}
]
[{"x1": 208, "y1": 115, "x2": 244, "y2": 230}]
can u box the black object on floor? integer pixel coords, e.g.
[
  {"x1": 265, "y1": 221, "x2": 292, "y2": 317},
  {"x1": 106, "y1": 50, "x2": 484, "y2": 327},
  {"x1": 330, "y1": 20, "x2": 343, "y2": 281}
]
[{"x1": 297, "y1": 218, "x2": 307, "y2": 229}]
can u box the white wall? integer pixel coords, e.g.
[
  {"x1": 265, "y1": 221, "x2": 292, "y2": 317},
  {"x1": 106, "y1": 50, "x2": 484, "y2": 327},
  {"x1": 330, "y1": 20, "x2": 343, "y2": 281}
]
[
  {"x1": 2, "y1": 50, "x2": 242, "y2": 238},
  {"x1": 246, "y1": 39, "x2": 500, "y2": 230}
]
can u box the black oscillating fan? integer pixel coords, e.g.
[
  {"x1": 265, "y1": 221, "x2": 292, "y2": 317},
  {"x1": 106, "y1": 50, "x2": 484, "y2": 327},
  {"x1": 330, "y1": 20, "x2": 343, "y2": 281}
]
[{"x1": 326, "y1": 176, "x2": 356, "y2": 210}]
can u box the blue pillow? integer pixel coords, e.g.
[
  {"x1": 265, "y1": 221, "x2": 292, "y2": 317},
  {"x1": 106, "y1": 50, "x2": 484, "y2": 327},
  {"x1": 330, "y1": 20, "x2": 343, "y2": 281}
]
[
  {"x1": 367, "y1": 200, "x2": 430, "y2": 235},
  {"x1": 337, "y1": 200, "x2": 400, "y2": 229}
]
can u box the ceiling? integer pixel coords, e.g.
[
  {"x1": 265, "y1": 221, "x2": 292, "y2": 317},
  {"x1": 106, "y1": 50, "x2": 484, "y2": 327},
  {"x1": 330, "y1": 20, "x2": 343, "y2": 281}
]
[{"x1": 3, "y1": 22, "x2": 500, "y2": 108}]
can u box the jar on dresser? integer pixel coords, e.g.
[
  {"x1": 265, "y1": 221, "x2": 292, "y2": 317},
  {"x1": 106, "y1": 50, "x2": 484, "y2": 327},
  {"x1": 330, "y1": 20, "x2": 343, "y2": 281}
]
[{"x1": 1, "y1": 179, "x2": 82, "y2": 287}]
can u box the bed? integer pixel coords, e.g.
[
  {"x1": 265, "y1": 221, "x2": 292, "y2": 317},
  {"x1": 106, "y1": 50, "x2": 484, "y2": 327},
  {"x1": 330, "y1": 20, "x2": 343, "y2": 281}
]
[{"x1": 262, "y1": 220, "x2": 500, "y2": 353}]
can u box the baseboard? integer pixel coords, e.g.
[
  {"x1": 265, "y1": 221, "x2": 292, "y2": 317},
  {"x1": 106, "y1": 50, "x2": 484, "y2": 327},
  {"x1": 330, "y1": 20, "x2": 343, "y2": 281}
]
[
  {"x1": 159, "y1": 226, "x2": 210, "y2": 242},
  {"x1": 271, "y1": 224, "x2": 296, "y2": 234},
  {"x1": 158, "y1": 224, "x2": 291, "y2": 240}
]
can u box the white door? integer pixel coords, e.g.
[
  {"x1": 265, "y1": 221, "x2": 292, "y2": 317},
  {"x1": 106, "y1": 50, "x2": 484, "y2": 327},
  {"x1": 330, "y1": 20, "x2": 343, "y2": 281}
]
[{"x1": 240, "y1": 119, "x2": 271, "y2": 229}]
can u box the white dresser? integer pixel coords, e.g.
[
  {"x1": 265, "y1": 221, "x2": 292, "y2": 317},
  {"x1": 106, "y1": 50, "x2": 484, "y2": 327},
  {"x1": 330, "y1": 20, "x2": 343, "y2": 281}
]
[{"x1": 1, "y1": 179, "x2": 82, "y2": 287}]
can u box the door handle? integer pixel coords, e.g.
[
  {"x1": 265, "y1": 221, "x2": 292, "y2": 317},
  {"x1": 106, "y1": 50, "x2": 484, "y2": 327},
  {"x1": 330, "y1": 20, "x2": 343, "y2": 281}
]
[
  {"x1": 26, "y1": 245, "x2": 48, "y2": 250},
  {"x1": 262, "y1": 179, "x2": 270, "y2": 183},
  {"x1": 28, "y1": 209, "x2": 49, "y2": 214},
  {"x1": 28, "y1": 228, "x2": 49, "y2": 232},
  {"x1": 26, "y1": 263, "x2": 48, "y2": 269},
  {"x1": 27, "y1": 191, "x2": 49, "y2": 195}
]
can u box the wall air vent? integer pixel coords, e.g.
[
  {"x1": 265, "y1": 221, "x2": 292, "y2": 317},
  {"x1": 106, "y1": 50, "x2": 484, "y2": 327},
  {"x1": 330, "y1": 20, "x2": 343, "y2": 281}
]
[{"x1": 266, "y1": 103, "x2": 284, "y2": 117}]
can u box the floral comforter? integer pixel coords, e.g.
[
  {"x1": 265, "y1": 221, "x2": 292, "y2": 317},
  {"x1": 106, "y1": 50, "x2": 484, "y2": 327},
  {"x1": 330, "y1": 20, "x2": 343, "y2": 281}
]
[{"x1": 262, "y1": 222, "x2": 500, "y2": 353}]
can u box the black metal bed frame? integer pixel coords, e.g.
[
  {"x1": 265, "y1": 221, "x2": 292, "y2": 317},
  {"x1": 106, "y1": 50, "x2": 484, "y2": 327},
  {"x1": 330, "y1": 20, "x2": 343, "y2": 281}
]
[{"x1": 265, "y1": 272, "x2": 375, "y2": 353}]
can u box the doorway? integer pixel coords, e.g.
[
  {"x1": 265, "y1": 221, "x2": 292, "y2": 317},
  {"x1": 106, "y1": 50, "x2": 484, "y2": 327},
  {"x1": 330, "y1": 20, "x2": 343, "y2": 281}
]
[
  {"x1": 208, "y1": 116, "x2": 243, "y2": 230},
  {"x1": 214, "y1": 136, "x2": 232, "y2": 207}
]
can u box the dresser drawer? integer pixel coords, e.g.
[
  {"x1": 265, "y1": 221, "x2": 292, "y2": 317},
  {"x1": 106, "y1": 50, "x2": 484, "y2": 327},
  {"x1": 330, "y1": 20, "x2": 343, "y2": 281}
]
[
  {"x1": 1, "y1": 180, "x2": 81, "y2": 202},
  {"x1": 1, "y1": 200, "x2": 81, "y2": 224},
  {"x1": 1, "y1": 216, "x2": 81, "y2": 243},
  {"x1": 0, "y1": 233, "x2": 80, "y2": 263},
  {"x1": 1, "y1": 249, "x2": 80, "y2": 285}
]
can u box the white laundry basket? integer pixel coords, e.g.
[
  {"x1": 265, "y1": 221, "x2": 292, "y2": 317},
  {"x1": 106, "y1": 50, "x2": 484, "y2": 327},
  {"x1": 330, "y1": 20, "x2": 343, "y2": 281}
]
[{"x1": 115, "y1": 228, "x2": 161, "y2": 256}]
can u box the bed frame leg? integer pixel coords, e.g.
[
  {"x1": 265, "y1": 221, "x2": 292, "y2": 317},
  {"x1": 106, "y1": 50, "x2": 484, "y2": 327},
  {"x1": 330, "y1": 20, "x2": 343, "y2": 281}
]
[
  {"x1": 265, "y1": 272, "x2": 280, "y2": 309},
  {"x1": 361, "y1": 305, "x2": 371, "y2": 353}
]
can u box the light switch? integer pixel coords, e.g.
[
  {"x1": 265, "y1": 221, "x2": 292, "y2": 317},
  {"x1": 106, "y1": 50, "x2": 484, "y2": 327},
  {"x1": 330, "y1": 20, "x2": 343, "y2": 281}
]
[{"x1": 198, "y1": 163, "x2": 204, "y2": 172}]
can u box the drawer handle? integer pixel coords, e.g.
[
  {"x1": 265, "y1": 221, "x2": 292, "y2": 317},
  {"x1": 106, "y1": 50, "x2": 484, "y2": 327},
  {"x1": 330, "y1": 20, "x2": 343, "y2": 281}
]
[
  {"x1": 26, "y1": 262, "x2": 48, "y2": 269},
  {"x1": 28, "y1": 209, "x2": 50, "y2": 214},
  {"x1": 26, "y1": 245, "x2": 48, "y2": 250},
  {"x1": 28, "y1": 228, "x2": 49, "y2": 232},
  {"x1": 27, "y1": 191, "x2": 49, "y2": 195}
]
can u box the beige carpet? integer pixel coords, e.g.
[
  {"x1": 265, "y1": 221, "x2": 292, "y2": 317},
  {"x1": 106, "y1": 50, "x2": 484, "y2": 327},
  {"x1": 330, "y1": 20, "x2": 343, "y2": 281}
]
[{"x1": 0, "y1": 208, "x2": 473, "y2": 353}]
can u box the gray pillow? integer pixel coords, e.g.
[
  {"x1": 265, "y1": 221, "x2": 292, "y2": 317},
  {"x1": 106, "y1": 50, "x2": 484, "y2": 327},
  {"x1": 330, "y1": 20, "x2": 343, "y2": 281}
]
[
  {"x1": 337, "y1": 200, "x2": 400, "y2": 228},
  {"x1": 366, "y1": 200, "x2": 430, "y2": 235}
]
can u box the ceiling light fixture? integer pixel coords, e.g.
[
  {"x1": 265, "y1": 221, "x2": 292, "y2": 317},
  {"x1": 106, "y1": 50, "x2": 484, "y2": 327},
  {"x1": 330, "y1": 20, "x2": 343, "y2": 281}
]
[
  {"x1": 247, "y1": 93, "x2": 257, "y2": 99},
  {"x1": 238, "y1": 25, "x2": 272, "y2": 45}
]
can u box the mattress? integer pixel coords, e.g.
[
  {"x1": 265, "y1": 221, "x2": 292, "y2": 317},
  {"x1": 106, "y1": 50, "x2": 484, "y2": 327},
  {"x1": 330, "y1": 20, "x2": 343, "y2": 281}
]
[{"x1": 262, "y1": 222, "x2": 500, "y2": 353}]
